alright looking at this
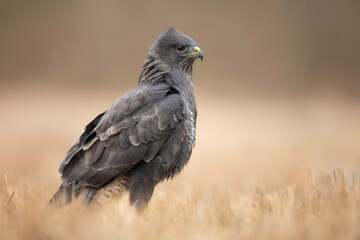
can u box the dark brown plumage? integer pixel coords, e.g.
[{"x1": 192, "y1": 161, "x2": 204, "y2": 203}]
[{"x1": 50, "y1": 27, "x2": 203, "y2": 210}]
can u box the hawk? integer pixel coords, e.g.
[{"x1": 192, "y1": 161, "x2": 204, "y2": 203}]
[{"x1": 50, "y1": 27, "x2": 203, "y2": 210}]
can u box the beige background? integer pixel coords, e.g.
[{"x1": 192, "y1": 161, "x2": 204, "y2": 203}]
[
  {"x1": 1, "y1": 0, "x2": 360, "y2": 193},
  {"x1": 0, "y1": 1, "x2": 360, "y2": 239}
]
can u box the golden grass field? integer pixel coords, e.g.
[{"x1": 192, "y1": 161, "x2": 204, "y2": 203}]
[{"x1": 1, "y1": 84, "x2": 360, "y2": 239}]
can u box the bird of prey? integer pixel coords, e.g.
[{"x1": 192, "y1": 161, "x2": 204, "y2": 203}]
[{"x1": 50, "y1": 27, "x2": 203, "y2": 210}]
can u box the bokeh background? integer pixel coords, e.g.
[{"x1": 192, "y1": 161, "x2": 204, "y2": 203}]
[
  {"x1": 1, "y1": 0, "x2": 360, "y2": 94},
  {"x1": 1, "y1": 1, "x2": 360, "y2": 239}
]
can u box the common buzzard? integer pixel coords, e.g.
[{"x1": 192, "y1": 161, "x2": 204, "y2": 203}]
[{"x1": 50, "y1": 27, "x2": 203, "y2": 210}]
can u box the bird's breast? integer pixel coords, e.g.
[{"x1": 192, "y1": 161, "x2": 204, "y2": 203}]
[
  {"x1": 185, "y1": 103, "x2": 196, "y2": 148},
  {"x1": 182, "y1": 100, "x2": 196, "y2": 162}
]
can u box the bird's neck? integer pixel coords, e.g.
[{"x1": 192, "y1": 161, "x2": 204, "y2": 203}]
[
  {"x1": 138, "y1": 55, "x2": 194, "y2": 84},
  {"x1": 138, "y1": 56, "x2": 169, "y2": 84}
]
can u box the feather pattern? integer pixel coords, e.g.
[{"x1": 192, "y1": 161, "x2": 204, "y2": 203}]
[{"x1": 50, "y1": 27, "x2": 201, "y2": 210}]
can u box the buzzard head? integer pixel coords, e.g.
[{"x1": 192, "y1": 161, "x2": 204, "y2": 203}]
[{"x1": 149, "y1": 27, "x2": 203, "y2": 73}]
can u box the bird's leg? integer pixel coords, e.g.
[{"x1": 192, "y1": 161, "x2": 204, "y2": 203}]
[{"x1": 129, "y1": 177, "x2": 155, "y2": 212}]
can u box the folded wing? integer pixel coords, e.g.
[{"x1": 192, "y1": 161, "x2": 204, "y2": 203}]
[{"x1": 58, "y1": 82, "x2": 185, "y2": 197}]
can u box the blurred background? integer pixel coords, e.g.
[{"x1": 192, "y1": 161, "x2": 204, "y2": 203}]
[{"x1": 0, "y1": 0, "x2": 360, "y2": 192}]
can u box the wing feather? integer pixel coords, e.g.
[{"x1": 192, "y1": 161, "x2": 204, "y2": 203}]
[
  {"x1": 84, "y1": 141, "x2": 105, "y2": 166},
  {"x1": 59, "y1": 83, "x2": 185, "y2": 191}
]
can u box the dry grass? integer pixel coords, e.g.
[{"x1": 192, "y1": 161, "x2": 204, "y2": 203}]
[
  {"x1": 1, "y1": 169, "x2": 359, "y2": 240},
  {"x1": 0, "y1": 85, "x2": 360, "y2": 239}
]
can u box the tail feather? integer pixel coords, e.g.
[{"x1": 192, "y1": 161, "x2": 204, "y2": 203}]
[
  {"x1": 78, "y1": 187, "x2": 99, "y2": 205},
  {"x1": 49, "y1": 184, "x2": 99, "y2": 206}
]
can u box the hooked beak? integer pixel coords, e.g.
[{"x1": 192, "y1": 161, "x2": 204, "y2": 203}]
[{"x1": 183, "y1": 46, "x2": 204, "y2": 61}]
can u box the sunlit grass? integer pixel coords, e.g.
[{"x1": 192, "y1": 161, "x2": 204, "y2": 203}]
[{"x1": 1, "y1": 169, "x2": 359, "y2": 240}]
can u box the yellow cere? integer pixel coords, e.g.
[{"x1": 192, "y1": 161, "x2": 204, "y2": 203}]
[{"x1": 183, "y1": 46, "x2": 201, "y2": 56}]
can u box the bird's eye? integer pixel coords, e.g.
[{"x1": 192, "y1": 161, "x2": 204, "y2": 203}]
[{"x1": 176, "y1": 45, "x2": 186, "y2": 52}]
